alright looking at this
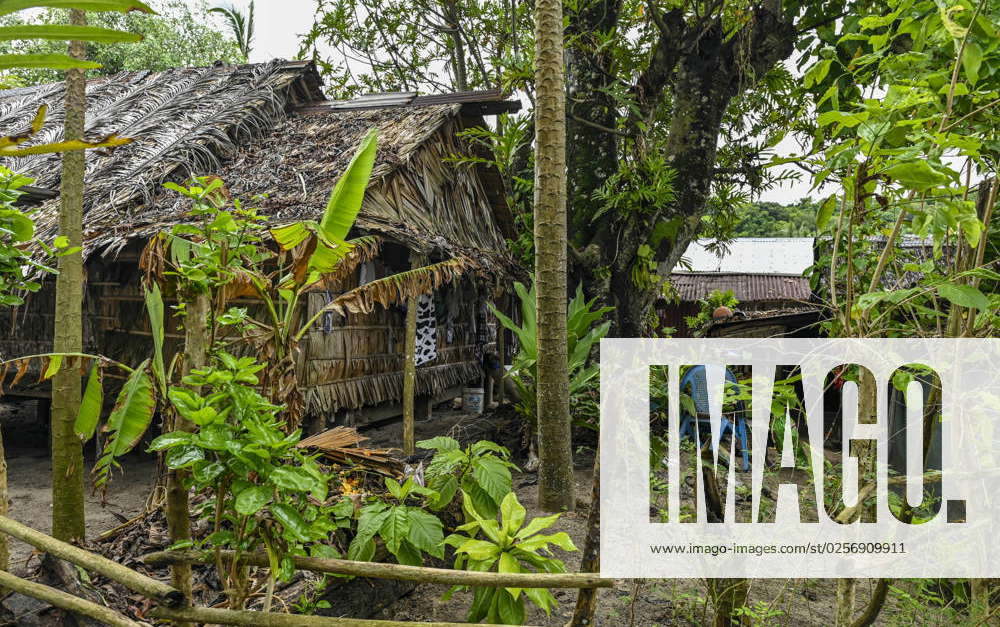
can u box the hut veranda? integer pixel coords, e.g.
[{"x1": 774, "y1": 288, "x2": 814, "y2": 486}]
[{"x1": 0, "y1": 60, "x2": 521, "y2": 429}]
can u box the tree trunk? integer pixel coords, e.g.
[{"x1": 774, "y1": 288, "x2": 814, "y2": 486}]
[
  {"x1": 708, "y1": 578, "x2": 751, "y2": 626},
  {"x1": 533, "y1": 0, "x2": 574, "y2": 513},
  {"x1": 50, "y1": 9, "x2": 88, "y2": 543},
  {"x1": 837, "y1": 368, "x2": 878, "y2": 626},
  {"x1": 570, "y1": 447, "x2": 599, "y2": 625},
  {"x1": 166, "y1": 290, "x2": 209, "y2": 624}
]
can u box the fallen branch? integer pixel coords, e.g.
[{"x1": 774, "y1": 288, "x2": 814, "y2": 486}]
[
  {"x1": 0, "y1": 515, "x2": 185, "y2": 607},
  {"x1": 0, "y1": 569, "x2": 141, "y2": 627},
  {"x1": 151, "y1": 605, "x2": 538, "y2": 626},
  {"x1": 143, "y1": 549, "x2": 614, "y2": 589}
]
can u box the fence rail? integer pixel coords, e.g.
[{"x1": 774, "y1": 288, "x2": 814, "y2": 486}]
[{"x1": 0, "y1": 514, "x2": 611, "y2": 626}]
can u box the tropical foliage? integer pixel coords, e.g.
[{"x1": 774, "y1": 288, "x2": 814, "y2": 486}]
[
  {"x1": 490, "y1": 282, "x2": 611, "y2": 423},
  {"x1": 0, "y1": 0, "x2": 242, "y2": 86},
  {"x1": 443, "y1": 491, "x2": 576, "y2": 624}
]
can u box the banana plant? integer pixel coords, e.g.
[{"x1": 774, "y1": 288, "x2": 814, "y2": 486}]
[{"x1": 0, "y1": 0, "x2": 153, "y2": 156}]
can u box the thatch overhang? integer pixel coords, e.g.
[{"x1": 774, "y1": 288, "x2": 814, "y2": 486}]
[{"x1": 0, "y1": 60, "x2": 518, "y2": 277}]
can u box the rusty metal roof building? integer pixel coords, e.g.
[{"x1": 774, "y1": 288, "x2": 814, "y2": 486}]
[{"x1": 669, "y1": 272, "x2": 812, "y2": 304}]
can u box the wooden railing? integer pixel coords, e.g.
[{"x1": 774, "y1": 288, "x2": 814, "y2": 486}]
[{"x1": 0, "y1": 515, "x2": 613, "y2": 627}]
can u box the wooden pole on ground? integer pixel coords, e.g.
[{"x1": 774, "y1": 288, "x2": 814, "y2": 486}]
[
  {"x1": 0, "y1": 570, "x2": 141, "y2": 627},
  {"x1": 496, "y1": 292, "x2": 506, "y2": 405},
  {"x1": 0, "y1": 515, "x2": 185, "y2": 607},
  {"x1": 143, "y1": 549, "x2": 613, "y2": 589},
  {"x1": 0, "y1": 426, "x2": 7, "y2": 575},
  {"x1": 402, "y1": 253, "x2": 426, "y2": 456},
  {"x1": 152, "y1": 605, "x2": 537, "y2": 627}
]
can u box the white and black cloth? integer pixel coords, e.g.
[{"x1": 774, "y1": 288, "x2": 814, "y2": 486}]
[{"x1": 414, "y1": 294, "x2": 437, "y2": 366}]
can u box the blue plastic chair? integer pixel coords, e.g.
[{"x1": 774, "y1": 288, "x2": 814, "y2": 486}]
[{"x1": 679, "y1": 366, "x2": 751, "y2": 472}]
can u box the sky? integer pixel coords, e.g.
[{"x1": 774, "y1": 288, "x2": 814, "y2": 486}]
[{"x1": 193, "y1": 0, "x2": 815, "y2": 205}]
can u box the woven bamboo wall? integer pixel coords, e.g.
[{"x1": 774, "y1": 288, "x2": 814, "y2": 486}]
[{"x1": 303, "y1": 265, "x2": 488, "y2": 415}]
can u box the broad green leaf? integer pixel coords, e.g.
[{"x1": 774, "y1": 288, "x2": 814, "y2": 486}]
[
  {"x1": 516, "y1": 512, "x2": 561, "y2": 540},
  {"x1": 318, "y1": 129, "x2": 377, "y2": 241},
  {"x1": 379, "y1": 506, "x2": 410, "y2": 554},
  {"x1": 270, "y1": 222, "x2": 311, "y2": 250},
  {"x1": 0, "y1": 25, "x2": 142, "y2": 43},
  {"x1": 147, "y1": 431, "x2": 191, "y2": 451},
  {"x1": 0, "y1": 53, "x2": 100, "y2": 70},
  {"x1": 524, "y1": 587, "x2": 556, "y2": 615},
  {"x1": 406, "y1": 508, "x2": 444, "y2": 558},
  {"x1": 144, "y1": 284, "x2": 165, "y2": 392},
  {"x1": 500, "y1": 492, "x2": 526, "y2": 536},
  {"x1": 269, "y1": 466, "x2": 318, "y2": 492},
  {"x1": 937, "y1": 283, "x2": 990, "y2": 311},
  {"x1": 308, "y1": 237, "x2": 353, "y2": 274},
  {"x1": 463, "y1": 478, "x2": 500, "y2": 519},
  {"x1": 417, "y1": 435, "x2": 460, "y2": 452},
  {"x1": 884, "y1": 161, "x2": 949, "y2": 191},
  {"x1": 235, "y1": 485, "x2": 271, "y2": 515},
  {"x1": 165, "y1": 443, "x2": 203, "y2": 468},
  {"x1": 499, "y1": 552, "x2": 522, "y2": 598},
  {"x1": 803, "y1": 59, "x2": 832, "y2": 88},
  {"x1": 496, "y1": 589, "x2": 525, "y2": 625},
  {"x1": 0, "y1": 0, "x2": 154, "y2": 16},
  {"x1": 74, "y1": 363, "x2": 103, "y2": 441},
  {"x1": 456, "y1": 538, "x2": 500, "y2": 561},
  {"x1": 272, "y1": 503, "x2": 310, "y2": 542},
  {"x1": 543, "y1": 531, "x2": 577, "y2": 552},
  {"x1": 472, "y1": 455, "x2": 512, "y2": 506},
  {"x1": 348, "y1": 537, "x2": 376, "y2": 562},
  {"x1": 350, "y1": 506, "x2": 392, "y2": 558},
  {"x1": 105, "y1": 359, "x2": 156, "y2": 455},
  {"x1": 384, "y1": 477, "x2": 403, "y2": 500},
  {"x1": 0, "y1": 208, "x2": 34, "y2": 241},
  {"x1": 42, "y1": 354, "x2": 62, "y2": 380},
  {"x1": 192, "y1": 460, "x2": 224, "y2": 483}
]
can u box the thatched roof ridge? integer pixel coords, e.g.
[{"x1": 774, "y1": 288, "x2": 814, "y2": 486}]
[{"x1": 0, "y1": 60, "x2": 514, "y2": 272}]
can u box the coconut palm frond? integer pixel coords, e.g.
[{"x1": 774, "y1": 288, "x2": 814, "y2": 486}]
[{"x1": 209, "y1": 0, "x2": 254, "y2": 61}]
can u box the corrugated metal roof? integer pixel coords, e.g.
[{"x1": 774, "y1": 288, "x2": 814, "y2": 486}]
[
  {"x1": 670, "y1": 273, "x2": 812, "y2": 303},
  {"x1": 680, "y1": 238, "x2": 815, "y2": 274}
]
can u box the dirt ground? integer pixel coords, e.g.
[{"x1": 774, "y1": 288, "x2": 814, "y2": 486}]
[
  {"x1": 0, "y1": 401, "x2": 980, "y2": 625},
  {"x1": 1, "y1": 400, "x2": 158, "y2": 574}
]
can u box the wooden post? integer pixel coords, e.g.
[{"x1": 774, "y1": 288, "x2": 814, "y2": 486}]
[
  {"x1": 402, "y1": 253, "x2": 426, "y2": 456},
  {"x1": 402, "y1": 294, "x2": 418, "y2": 456},
  {"x1": 496, "y1": 292, "x2": 507, "y2": 404}
]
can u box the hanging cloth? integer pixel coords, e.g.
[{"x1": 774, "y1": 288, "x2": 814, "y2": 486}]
[{"x1": 414, "y1": 293, "x2": 437, "y2": 366}]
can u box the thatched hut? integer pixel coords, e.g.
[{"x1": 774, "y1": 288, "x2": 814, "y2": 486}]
[{"x1": 0, "y1": 60, "x2": 520, "y2": 427}]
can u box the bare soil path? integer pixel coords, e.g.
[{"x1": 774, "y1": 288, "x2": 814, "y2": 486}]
[{"x1": 2, "y1": 400, "x2": 157, "y2": 574}]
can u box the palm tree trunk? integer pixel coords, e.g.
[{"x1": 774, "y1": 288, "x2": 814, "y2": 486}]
[
  {"x1": 533, "y1": 0, "x2": 574, "y2": 514},
  {"x1": 50, "y1": 9, "x2": 87, "y2": 543}
]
